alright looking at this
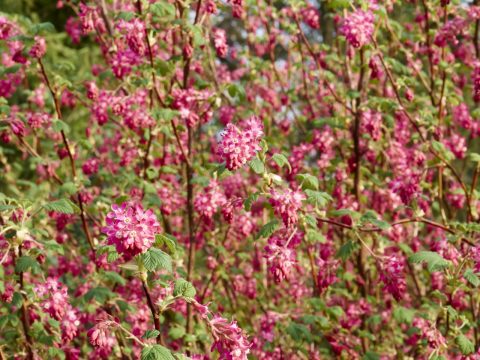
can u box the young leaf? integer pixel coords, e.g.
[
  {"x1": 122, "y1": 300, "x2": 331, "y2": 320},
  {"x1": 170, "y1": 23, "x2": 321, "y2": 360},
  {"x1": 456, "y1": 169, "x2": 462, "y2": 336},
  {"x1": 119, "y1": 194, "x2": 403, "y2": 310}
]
[
  {"x1": 409, "y1": 251, "x2": 451, "y2": 272},
  {"x1": 464, "y1": 268, "x2": 480, "y2": 287},
  {"x1": 455, "y1": 334, "x2": 475, "y2": 355},
  {"x1": 256, "y1": 219, "x2": 279, "y2": 239},
  {"x1": 141, "y1": 345, "x2": 175, "y2": 360},
  {"x1": 304, "y1": 190, "x2": 333, "y2": 208},
  {"x1": 272, "y1": 153, "x2": 292, "y2": 172},
  {"x1": 173, "y1": 278, "x2": 196, "y2": 298},
  {"x1": 43, "y1": 199, "x2": 79, "y2": 214},
  {"x1": 140, "y1": 248, "x2": 173, "y2": 273},
  {"x1": 249, "y1": 158, "x2": 265, "y2": 174}
]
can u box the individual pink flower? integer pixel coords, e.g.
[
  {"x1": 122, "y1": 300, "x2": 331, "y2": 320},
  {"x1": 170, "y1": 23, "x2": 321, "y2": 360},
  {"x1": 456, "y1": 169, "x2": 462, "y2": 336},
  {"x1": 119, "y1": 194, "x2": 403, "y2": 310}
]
[
  {"x1": 102, "y1": 202, "x2": 161, "y2": 258},
  {"x1": 269, "y1": 188, "x2": 305, "y2": 228},
  {"x1": 217, "y1": 116, "x2": 264, "y2": 170},
  {"x1": 340, "y1": 9, "x2": 375, "y2": 48},
  {"x1": 472, "y1": 65, "x2": 480, "y2": 102},
  {"x1": 264, "y1": 236, "x2": 297, "y2": 283}
]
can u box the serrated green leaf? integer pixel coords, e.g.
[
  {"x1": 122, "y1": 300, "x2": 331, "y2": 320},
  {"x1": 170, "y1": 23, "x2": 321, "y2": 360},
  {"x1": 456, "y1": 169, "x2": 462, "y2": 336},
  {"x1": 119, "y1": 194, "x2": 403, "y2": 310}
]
[
  {"x1": 336, "y1": 240, "x2": 358, "y2": 261},
  {"x1": 173, "y1": 278, "x2": 196, "y2": 298},
  {"x1": 456, "y1": 334, "x2": 475, "y2": 355},
  {"x1": 304, "y1": 190, "x2": 332, "y2": 208},
  {"x1": 256, "y1": 219, "x2": 279, "y2": 239},
  {"x1": 409, "y1": 251, "x2": 451, "y2": 272},
  {"x1": 272, "y1": 153, "x2": 291, "y2": 172},
  {"x1": 249, "y1": 158, "x2": 265, "y2": 174},
  {"x1": 464, "y1": 268, "x2": 480, "y2": 287},
  {"x1": 143, "y1": 329, "x2": 161, "y2": 339},
  {"x1": 244, "y1": 192, "x2": 259, "y2": 211},
  {"x1": 297, "y1": 173, "x2": 319, "y2": 190},
  {"x1": 43, "y1": 199, "x2": 79, "y2": 214},
  {"x1": 140, "y1": 248, "x2": 172, "y2": 273},
  {"x1": 141, "y1": 345, "x2": 175, "y2": 360},
  {"x1": 15, "y1": 256, "x2": 40, "y2": 273}
]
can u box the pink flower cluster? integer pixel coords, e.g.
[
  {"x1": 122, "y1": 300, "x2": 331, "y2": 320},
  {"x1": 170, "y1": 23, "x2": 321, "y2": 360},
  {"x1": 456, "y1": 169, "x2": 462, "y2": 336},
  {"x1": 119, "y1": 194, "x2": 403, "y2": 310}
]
[
  {"x1": 340, "y1": 9, "x2": 375, "y2": 48},
  {"x1": 217, "y1": 116, "x2": 264, "y2": 170},
  {"x1": 102, "y1": 202, "x2": 161, "y2": 258},
  {"x1": 35, "y1": 278, "x2": 80, "y2": 342},
  {"x1": 269, "y1": 188, "x2": 305, "y2": 228},
  {"x1": 213, "y1": 28, "x2": 228, "y2": 58},
  {"x1": 194, "y1": 180, "x2": 227, "y2": 220},
  {"x1": 193, "y1": 301, "x2": 251, "y2": 360},
  {"x1": 379, "y1": 255, "x2": 406, "y2": 300}
]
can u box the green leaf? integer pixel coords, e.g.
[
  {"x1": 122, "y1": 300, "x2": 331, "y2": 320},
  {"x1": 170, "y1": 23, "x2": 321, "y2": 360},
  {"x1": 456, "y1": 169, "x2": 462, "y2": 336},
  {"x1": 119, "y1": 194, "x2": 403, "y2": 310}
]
[
  {"x1": 456, "y1": 334, "x2": 475, "y2": 355},
  {"x1": 336, "y1": 240, "x2": 358, "y2": 261},
  {"x1": 286, "y1": 322, "x2": 312, "y2": 342},
  {"x1": 155, "y1": 233, "x2": 177, "y2": 254},
  {"x1": 52, "y1": 119, "x2": 70, "y2": 133},
  {"x1": 143, "y1": 330, "x2": 161, "y2": 339},
  {"x1": 305, "y1": 229, "x2": 326, "y2": 243},
  {"x1": 150, "y1": 2, "x2": 176, "y2": 18},
  {"x1": 43, "y1": 199, "x2": 79, "y2": 214},
  {"x1": 141, "y1": 345, "x2": 175, "y2": 360},
  {"x1": 15, "y1": 256, "x2": 40, "y2": 273},
  {"x1": 304, "y1": 190, "x2": 332, "y2": 208},
  {"x1": 173, "y1": 278, "x2": 196, "y2": 298},
  {"x1": 249, "y1": 158, "x2": 265, "y2": 174},
  {"x1": 103, "y1": 271, "x2": 126, "y2": 286},
  {"x1": 271, "y1": 153, "x2": 291, "y2": 172},
  {"x1": 256, "y1": 219, "x2": 279, "y2": 239},
  {"x1": 168, "y1": 326, "x2": 185, "y2": 340},
  {"x1": 464, "y1": 268, "x2": 480, "y2": 287},
  {"x1": 469, "y1": 153, "x2": 480, "y2": 163},
  {"x1": 84, "y1": 287, "x2": 114, "y2": 303},
  {"x1": 244, "y1": 192, "x2": 259, "y2": 211},
  {"x1": 140, "y1": 248, "x2": 173, "y2": 273},
  {"x1": 297, "y1": 174, "x2": 319, "y2": 190},
  {"x1": 226, "y1": 83, "x2": 246, "y2": 101},
  {"x1": 409, "y1": 251, "x2": 451, "y2": 272}
]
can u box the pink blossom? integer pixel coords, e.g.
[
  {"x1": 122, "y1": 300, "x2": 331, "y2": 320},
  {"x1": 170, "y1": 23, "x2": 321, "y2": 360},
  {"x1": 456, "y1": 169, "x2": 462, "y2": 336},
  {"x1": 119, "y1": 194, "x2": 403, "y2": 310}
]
[
  {"x1": 217, "y1": 116, "x2": 264, "y2": 170},
  {"x1": 102, "y1": 202, "x2": 161, "y2": 259},
  {"x1": 29, "y1": 36, "x2": 46, "y2": 58},
  {"x1": 213, "y1": 28, "x2": 228, "y2": 58},
  {"x1": 340, "y1": 10, "x2": 375, "y2": 48},
  {"x1": 379, "y1": 255, "x2": 406, "y2": 300},
  {"x1": 269, "y1": 188, "x2": 305, "y2": 228},
  {"x1": 35, "y1": 278, "x2": 70, "y2": 320}
]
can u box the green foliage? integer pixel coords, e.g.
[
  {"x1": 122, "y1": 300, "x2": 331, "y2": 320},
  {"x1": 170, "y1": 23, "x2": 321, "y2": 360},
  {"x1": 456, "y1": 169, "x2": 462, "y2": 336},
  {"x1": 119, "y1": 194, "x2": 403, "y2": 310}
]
[
  {"x1": 409, "y1": 251, "x2": 451, "y2": 272},
  {"x1": 140, "y1": 248, "x2": 173, "y2": 273},
  {"x1": 141, "y1": 345, "x2": 175, "y2": 360},
  {"x1": 173, "y1": 278, "x2": 196, "y2": 298}
]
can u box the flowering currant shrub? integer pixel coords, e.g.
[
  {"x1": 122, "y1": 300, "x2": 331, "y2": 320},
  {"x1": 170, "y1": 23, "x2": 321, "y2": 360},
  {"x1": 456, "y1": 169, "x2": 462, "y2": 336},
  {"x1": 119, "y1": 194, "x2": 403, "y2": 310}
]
[{"x1": 1, "y1": 0, "x2": 480, "y2": 358}]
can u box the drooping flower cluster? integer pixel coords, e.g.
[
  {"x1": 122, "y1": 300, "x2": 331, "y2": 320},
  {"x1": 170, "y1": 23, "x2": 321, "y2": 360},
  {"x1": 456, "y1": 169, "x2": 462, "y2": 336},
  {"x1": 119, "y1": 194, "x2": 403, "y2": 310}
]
[
  {"x1": 193, "y1": 300, "x2": 251, "y2": 360},
  {"x1": 269, "y1": 188, "x2": 305, "y2": 228},
  {"x1": 217, "y1": 116, "x2": 264, "y2": 170},
  {"x1": 213, "y1": 28, "x2": 228, "y2": 58},
  {"x1": 194, "y1": 180, "x2": 227, "y2": 221},
  {"x1": 379, "y1": 255, "x2": 406, "y2": 300},
  {"x1": 102, "y1": 202, "x2": 161, "y2": 258},
  {"x1": 35, "y1": 277, "x2": 70, "y2": 320},
  {"x1": 35, "y1": 278, "x2": 80, "y2": 342},
  {"x1": 340, "y1": 9, "x2": 375, "y2": 48},
  {"x1": 88, "y1": 319, "x2": 118, "y2": 348}
]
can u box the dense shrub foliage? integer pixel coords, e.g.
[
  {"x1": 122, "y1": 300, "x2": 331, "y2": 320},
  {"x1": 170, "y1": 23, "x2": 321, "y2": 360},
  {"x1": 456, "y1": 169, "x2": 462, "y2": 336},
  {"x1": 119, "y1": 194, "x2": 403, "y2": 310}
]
[{"x1": 1, "y1": 0, "x2": 480, "y2": 359}]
